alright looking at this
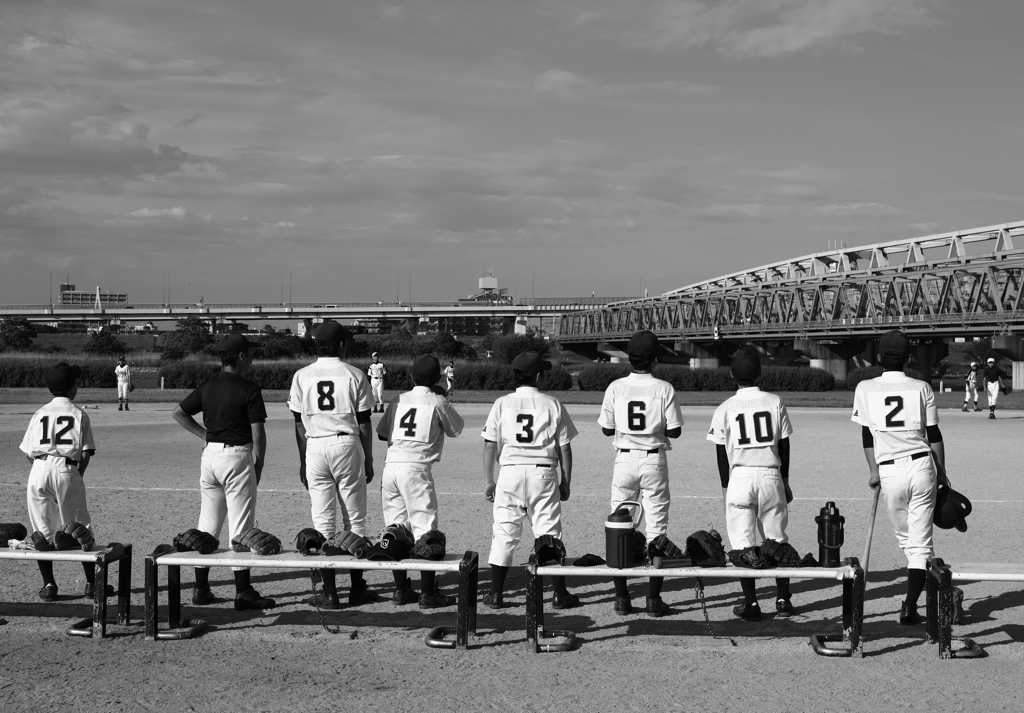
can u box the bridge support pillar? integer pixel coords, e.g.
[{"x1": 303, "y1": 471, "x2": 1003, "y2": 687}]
[
  {"x1": 405, "y1": 318, "x2": 419, "y2": 334},
  {"x1": 794, "y1": 339, "x2": 865, "y2": 384},
  {"x1": 991, "y1": 335, "x2": 1024, "y2": 390},
  {"x1": 673, "y1": 341, "x2": 729, "y2": 369},
  {"x1": 913, "y1": 339, "x2": 949, "y2": 388},
  {"x1": 501, "y1": 317, "x2": 516, "y2": 336},
  {"x1": 597, "y1": 342, "x2": 629, "y2": 363}
]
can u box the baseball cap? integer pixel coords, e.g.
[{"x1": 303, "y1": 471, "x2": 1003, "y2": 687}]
[
  {"x1": 511, "y1": 351, "x2": 551, "y2": 377},
  {"x1": 216, "y1": 333, "x2": 251, "y2": 358},
  {"x1": 365, "y1": 528, "x2": 413, "y2": 562},
  {"x1": 878, "y1": 330, "x2": 910, "y2": 358},
  {"x1": 731, "y1": 347, "x2": 761, "y2": 382},
  {"x1": 45, "y1": 362, "x2": 82, "y2": 392},
  {"x1": 987, "y1": 357, "x2": 996, "y2": 364},
  {"x1": 412, "y1": 354, "x2": 441, "y2": 383},
  {"x1": 970, "y1": 361, "x2": 978, "y2": 367},
  {"x1": 314, "y1": 320, "x2": 351, "y2": 346},
  {"x1": 371, "y1": 351, "x2": 379, "y2": 357},
  {"x1": 627, "y1": 330, "x2": 659, "y2": 359}
]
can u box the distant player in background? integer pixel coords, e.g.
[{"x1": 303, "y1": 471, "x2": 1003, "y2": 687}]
[
  {"x1": 367, "y1": 352, "x2": 387, "y2": 413},
  {"x1": 983, "y1": 357, "x2": 1008, "y2": 419},
  {"x1": 962, "y1": 362, "x2": 979, "y2": 412},
  {"x1": 444, "y1": 360, "x2": 456, "y2": 401},
  {"x1": 115, "y1": 355, "x2": 131, "y2": 411}
]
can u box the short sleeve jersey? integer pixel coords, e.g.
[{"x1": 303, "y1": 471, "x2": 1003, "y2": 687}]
[
  {"x1": 444, "y1": 366, "x2": 455, "y2": 383},
  {"x1": 707, "y1": 387, "x2": 793, "y2": 468},
  {"x1": 287, "y1": 357, "x2": 372, "y2": 438},
  {"x1": 367, "y1": 362, "x2": 387, "y2": 380},
  {"x1": 179, "y1": 372, "x2": 267, "y2": 446},
  {"x1": 852, "y1": 371, "x2": 937, "y2": 464},
  {"x1": 376, "y1": 386, "x2": 465, "y2": 465},
  {"x1": 114, "y1": 364, "x2": 131, "y2": 383},
  {"x1": 984, "y1": 365, "x2": 1005, "y2": 383},
  {"x1": 20, "y1": 398, "x2": 96, "y2": 461},
  {"x1": 966, "y1": 369, "x2": 977, "y2": 386},
  {"x1": 598, "y1": 372, "x2": 683, "y2": 451},
  {"x1": 482, "y1": 387, "x2": 578, "y2": 466}
]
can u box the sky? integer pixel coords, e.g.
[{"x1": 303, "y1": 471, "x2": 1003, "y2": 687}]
[{"x1": 2, "y1": 0, "x2": 1023, "y2": 305}]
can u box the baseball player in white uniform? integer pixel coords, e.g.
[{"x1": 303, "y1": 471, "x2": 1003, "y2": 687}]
[
  {"x1": 114, "y1": 355, "x2": 131, "y2": 411},
  {"x1": 21, "y1": 363, "x2": 109, "y2": 601},
  {"x1": 962, "y1": 361, "x2": 980, "y2": 412},
  {"x1": 444, "y1": 361, "x2": 456, "y2": 401},
  {"x1": 368, "y1": 353, "x2": 387, "y2": 413},
  {"x1": 288, "y1": 320, "x2": 377, "y2": 609},
  {"x1": 983, "y1": 357, "x2": 1008, "y2": 419},
  {"x1": 598, "y1": 330, "x2": 682, "y2": 617},
  {"x1": 376, "y1": 355, "x2": 464, "y2": 608},
  {"x1": 482, "y1": 351, "x2": 579, "y2": 610},
  {"x1": 708, "y1": 347, "x2": 795, "y2": 621},
  {"x1": 853, "y1": 329, "x2": 947, "y2": 624}
]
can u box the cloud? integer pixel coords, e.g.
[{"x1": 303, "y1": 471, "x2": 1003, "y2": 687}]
[
  {"x1": 813, "y1": 202, "x2": 909, "y2": 217},
  {"x1": 175, "y1": 113, "x2": 204, "y2": 129},
  {"x1": 910, "y1": 221, "x2": 942, "y2": 233},
  {"x1": 534, "y1": 69, "x2": 719, "y2": 100},
  {"x1": 740, "y1": 163, "x2": 842, "y2": 181},
  {"x1": 126, "y1": 206, "x2": 211, "y2": 220}
]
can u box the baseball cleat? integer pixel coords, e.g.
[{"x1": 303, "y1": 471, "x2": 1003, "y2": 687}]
[
  {"x1": 306, "y1": 592, "x2": 341, "y2": 610},
  {"x1": 613, "y1": 596, "x2": 633, "y2": 616},
  {"x1": 989, "y1": 413, "x2": 996, "y2": 419},
  {"x1": 191, "y1": 586, "x2": 216, "y2": 605},
  {"x1": 419, "y1": 592, "x2": 453, "y2": 609},
  {"x1": 733, "y1": 602, "x2": 762, "y2": 621},
  {"x1": 898, "y1": 603, "x2": 921, "y2": 625},
  {"x1": 775, "y1": 598, "x2": 795, "y2": 618},
  {"x1": 646, "y1": 596, "x2": 670, "y2": 618},
  {"x1": 974, "y1": 406, "x2": 982, "y2": 412},
  {"x1": 392, "y1": 585, "x2": 419, "y2": 605},
  {"x1": 124, "y1": 404, "x2": 129, "y2": 411},
  {"x1": 84, "y1": 583, "x2": 115, "y2": 599},
  {"x1": 348, "y1": 583, "x2": 379, "y2": 606},
  {"x1": 953, "y1": 587, "x2": 965, "y2": 625},
  {"x1": 234, "y1": 588, "x2": 276, "y2": 611},
  {"x1": 38, "y1": 584, "x2": 58, "y2": 602},
  {"x1": 961, "y1": 406, "x2": 968, "y2": 412},
  {"x1": 552, "y1": 591, "x2": 581, "y2": 610},
  {"x1": 481, "y1": 592, "x2": 506, "y2": 610},
  {"x1": 118, "y1": 405, "x2": 123, "y2": 411}
]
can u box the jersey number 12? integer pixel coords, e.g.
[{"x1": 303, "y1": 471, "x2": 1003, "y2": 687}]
[{"x1": 40, "y1": 415, "x2": 75, "y2": 445}]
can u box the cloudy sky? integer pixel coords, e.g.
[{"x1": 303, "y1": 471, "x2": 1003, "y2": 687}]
[{"x1": 2, "y1": 0, "x2": 1022, "y2": 304}]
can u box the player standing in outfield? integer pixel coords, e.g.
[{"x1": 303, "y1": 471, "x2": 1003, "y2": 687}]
[
  {"x1": 172, "y1": 334, "x2": 274, "y2": 611},
  {"x1": 444, "y1": 360, "x2": 456, "y2": 401},
  {"x1": 962, "y1": 361, "x2": 980, "y2": 412},
  {"x1": 481, "y1": 351, "x2": 579, "y2": 610},
  {"x1": 114, "y1": 355, "x2": 131, "y2": 411},
  {"x1": 853, "y1": 329, "x2": 948, "y2": 624},
  {"x1": 21, "y1": 363, "x2": 110, "y2": 601},
  {"x1": 983, "y1": 356, "x2": 1008, "y2": 419},
  {"x1": 376, "y1": 355, "x2": 464, "y2": 608},
  {"x1": 707, "y1": 348, "x2": 795, "y2": 621},
  {"x1": 598, "y1": 330, "x2": 682, "y2": 617},
  {"x1": 288, "y1": 320, "x2": 377, "y2": 609},
  {"x1": 367, "y1": 352, "x2": 388, "y2": 413}
]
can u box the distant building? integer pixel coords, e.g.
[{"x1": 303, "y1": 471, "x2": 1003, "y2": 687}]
[
  {"x1": 58, "y1": 278, "x2": 127, "y2": 306},
  {"x1": 437, "y1": 273, "x2": 514, "y2": 336}
]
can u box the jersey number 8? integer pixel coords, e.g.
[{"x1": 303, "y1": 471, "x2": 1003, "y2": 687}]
[{"x1": 316, "y1": 381, "x2": 335, "y2": 411}]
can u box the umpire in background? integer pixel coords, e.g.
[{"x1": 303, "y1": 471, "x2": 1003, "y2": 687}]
[{"x1": 172, "y1": 333, "x2": 275, "y2": 611}]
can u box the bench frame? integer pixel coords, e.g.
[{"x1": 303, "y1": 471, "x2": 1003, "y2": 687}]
[
  {"x1": 145, "y1": 546, "x2": 479, "y2": 648},
  {"x1": 0, "y1": 543, "x2": 133, "y2": 639},
  {"x1": 525, "y1": 556, "x2": 865, "y2": 656},
  {"x1": 925, "y1": 557, "x2": 987, "y2": 659}
]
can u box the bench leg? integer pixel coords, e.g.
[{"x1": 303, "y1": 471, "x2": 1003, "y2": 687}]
[
  {"x1": 468, "y1": 552, "x2": 478, "y2": 637},
  {"x1": 93, "y1": 561, "x2": 109, "y2": 639},
  {"x1": 525, "y1": 565, "x2": 541, "y2": 653},
  {"x1": 938, "y1": 564, "x2": 953, "y2": 659},
  {"x1": 848, "y1": 565, "x2": 864, "y2": 657},
  {"x1": 145, "y1": 555, "x2": 158, "y2": 640},
  {"x1": 926, "y1": 559, "x2": 939, "y2": 646},
  {"x1": 167, "y1": 565, "x2": 182, "y2": 629},
  {"x1": 118, "y1": 546, "x2": 132, "y2": 626}
]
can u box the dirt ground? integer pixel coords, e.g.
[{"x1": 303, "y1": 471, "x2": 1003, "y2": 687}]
[{"x1": 2, "y1": 398, "x2": 1024, "y2": 712}]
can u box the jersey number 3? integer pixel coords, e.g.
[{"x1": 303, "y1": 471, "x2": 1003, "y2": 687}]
[
  {"x1": 515, "y1": 414, "x2": 535, "y2": 443},
  {"x1": 40, "y1": 416, "x2": 75, "y2": 445}
]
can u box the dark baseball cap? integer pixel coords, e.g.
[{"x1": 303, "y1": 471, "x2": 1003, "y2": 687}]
[
  {"x1": 365, "y1": 529, "x2": 412, "y2": 562},
  {"x1": 216, "y1": 333, "x2": 251, "y2": 357},
  {"x1": 314, "y1": 320, "x2": 351, "y2": 346},
  {"x1": 412, "y1": 354, "x2": 441, "y2": 383},
  {"x1": 627, "y1": 330, "x2": 659, "y2": 359},
  {"x1": 878, "y1": 330, "x2": 910, "y2": 358},
  {"x1": 511, "y1": 351, "x2": 551, "y2": 377},
  {"x1": 731, "y1": 347, "x2": 761, "y2": 382},
  {"x1": 45, "y1": 362, "x2": 82, "y2": 392}
]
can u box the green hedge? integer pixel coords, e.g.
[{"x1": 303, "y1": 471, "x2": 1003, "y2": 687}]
[
  {"x1": 0, "y1": 357, "x2": 118, "y2": 388},
  {"x1": 847, "y1": 366, "x2": 922, "y2": 390},
  {"x1": 576, "y1": 364, "x2": 835, "y2": 392}
]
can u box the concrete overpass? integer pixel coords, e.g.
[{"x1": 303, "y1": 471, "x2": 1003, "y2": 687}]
[{"x1": 558, "y1": 220, "x2": 1024, "y2": 387}]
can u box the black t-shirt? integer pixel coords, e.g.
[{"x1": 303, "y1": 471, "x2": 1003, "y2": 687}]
[
  {"x1": 179, "y1": 372, "x2": 267, "y2": 446},
  {"x1": 984, "y1": 366, "x2": 1005, "y2": 383}
]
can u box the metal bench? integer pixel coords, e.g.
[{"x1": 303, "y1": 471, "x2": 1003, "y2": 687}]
[
  {"x1": 145, "y1": 547, "x2": 479, "y2": 648},
  {"x1": 525, "y1": 556, "x2": 865, "y2": 656},
  {"x1": 925, "y1": 557, "x2": 1010, "y2": 659},
  {"x1": 0, "y1": 543, "x2": 133, "y2": 638}
]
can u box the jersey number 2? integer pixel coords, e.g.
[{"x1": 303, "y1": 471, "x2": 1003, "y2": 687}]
[
  {"x1": 316, "y1": 381, "x2": 335, "y2": 411},
  {"x1": 515, "y1": 414, "x2": 535, "y2": 443},
  {"x1": 39, "y1": 416, "x2": 75, "y2": 445},
  {"x1": 884, "y1": 396, "x2": 905, "y2": 427},
  {"x1": 399, "y1": 408, "x2": 418, "y2": 437}
]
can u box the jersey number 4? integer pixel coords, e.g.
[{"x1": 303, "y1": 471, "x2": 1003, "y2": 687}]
[
  {"x1": 734, "y1": 411, "x2": 773, "y2": 445},
  {"x1": 39, "y1": 416, "x2": 75, "y2": 445},
  {"x1": 399, "y1": 408, "x2": 418, "y2": 437}
]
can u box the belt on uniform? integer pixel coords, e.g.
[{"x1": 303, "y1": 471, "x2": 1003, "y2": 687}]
[
  {"x1": 619, "y1": 448, "x2": 660, "y2": 454},
  {"x1": 878, "y1": 451, "x2": 929, "y2": 467},
  {"x1": 35, "y1": 454, "x2": 78, "y2": 467}
]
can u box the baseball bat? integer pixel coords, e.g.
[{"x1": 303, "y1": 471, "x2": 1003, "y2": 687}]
[{"x1": 861, "y1": 486, "x2": 881, "y2": 573}]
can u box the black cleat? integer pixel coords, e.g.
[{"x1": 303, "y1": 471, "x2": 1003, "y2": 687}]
[
  {"x1": 953, "y1": 587, "x2": 965, "y2": 625},
  {"x1": 646, "y1": 596, "x2": 670, "y2": 618},
  {"x1": 191, "y1": 586, "x2": 216, "y2": 605},
  {"x1": 614, "y1": 596, "x2": 633, "y2": 616},
  {"x1": 961, "y1": 406, "x2": 968, "y2": 412},
  {"x1": 899, "y1": 603, "x2": 921, "y2": 625},
  {"x1": 552, "y1": 591, "x2": 580, "y2": 610},
  {"x1": 307, "y1": 592, "x2": 341, "y2": 610},
  {"x1": 392, "y1": 585, "x2": 418, "y2": 606},
  {"x1": 38, "y1": 584, "x2": 58, "y2": 602},
  {"x1": 482, "y1": 592, "x2": 506, "y2": 610},
  {"x1": 990, "y1": 412, "x2": 996, "y2": 420},
  {"x1": 419, "y1": 592, "x2": 453, "y2": 609},
  {"x1": 733, "y1": 602, "x2": 762, "y2": 621},
  {"x1": 775, "y1": 598, "x2": 795, "y2": 618},
  {"x1": 235, "y1": 588, "x2": 276, "y2": 611},
  {"x1": 348, "y1": 583, "x2": 379, "y2": 606}
]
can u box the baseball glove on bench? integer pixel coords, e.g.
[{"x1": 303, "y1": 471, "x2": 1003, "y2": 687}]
[
  {"x1": 648, "y1": 534, "x2": 684, "y2": 560},
  {"x1": 534, "y1": 535, "x2": 566, "y2": 565},
  {"x1": 54, "y1": 521, "x2": 94, "y2": 551},
  {"x1": 295, "y1": 528, "x2": 327, "y2": 556},
  {"x1": 232, "y1": 527, "x2": 282, "y2": 556},
  {"x1": 0, "y1": 522, "x2": 28, "y2": 546},
  {"x1": 728, "y1": 546, "x2": 773, "y2": 569},
  {"x1": 173, "y1": 528, "x2": 220, "y2": 555},
  {"x1": 412, "y1": 529, "x2": 447, "y2": 560},
  {"x1": 322, "y1": 530, "x2": 372, "y2": 558},
  {"x1": 686, "y1": 530, "x2": 727, "y2": 567},
  {"x1": 759, "y1": 539, "x2": 802, "y2": 567}
]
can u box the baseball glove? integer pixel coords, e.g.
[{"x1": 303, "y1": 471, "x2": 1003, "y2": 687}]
[
  {"x1": 534, "y1": 535, "x2": 566, "y2": 565},
  {"x1": 173, "y1": 528, "x2": 220, "y2": 555},
  {"x1": 55, "y1": 521, "x2": 94, "y2": 551},
  {"x1": 128, "y1": 383, "x2": 135, "y2": 393},
  {"x1": 1001, "y1": 385, "x2": 1012, "y2": 396},
  {"x1": 728, "y1": 546, "x2": 773, "y2": 569},
  {"x1": 686, "y1": 530, "x2": 727, "y2": 567},
  {"x1": 30, "y1": 530, "x2": 54, "y2": 552},
  {"x1": 231, "y1": 527, "x2": 282, "y2": 556},
  {"x1": 647, "y1": 534, "x2": 684, "y2": 559},
  {"x1": 294, "y1": 528, "x2": 327, "y2": 556},
  {"x1": 569, "y1": 553, "x2": 606, "y2": 567},
  {"x1": 759, "y1": 539, "x2": 802, "y2": 567},
  {"x1": 0, "y1": 522, "x2": 28, "y2": 545},
  {"x1": 322, "y1": 530, "x2": 372, "y2": 558},
  {"x1": 412, "y1": 529, "x2": 447, "y2": 560}
]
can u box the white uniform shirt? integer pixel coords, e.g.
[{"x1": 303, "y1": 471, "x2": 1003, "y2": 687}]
[
  {"x1": 598, "y1": 372, "x2": 683, "y2": 451},
  {"x1": 707, "y1": 387, "x2": 793, "y2": 468},
  {"x1": 20, "y1": 398, "x2": 96, "y2": 461},
  {"x1": 966, "y1": 369, "x2": 977, "y2": 387},
  {"x1": 114, "y1": 364, "x2": 131, "y2": 383},
  {"x1": 852, "y1": 371, "x2": 937, "y2": 464},
  {"x1": 367, "y1": 362, "x2": 387, "y2": 381},
  {"x1": 376, "y1": 386, "x2": 464, "y2": 465},
  {"x1": 288, "y1": 357, "x2": 372, "y2": 438},
  {"x1": 482, "y1": 387, "x2": 577, "y2": 466},
  {"x1": 444, "y1": 366, "x2": 455, "y2": 384}
]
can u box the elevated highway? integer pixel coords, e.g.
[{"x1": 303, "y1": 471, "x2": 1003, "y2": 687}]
[{"x1": 558, "y1": 220, "x2": 1024, "y2": 385}]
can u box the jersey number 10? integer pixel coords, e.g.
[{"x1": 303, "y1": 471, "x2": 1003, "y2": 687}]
[{"x1": 734, "y1": 411, "x2": 773, "y2": 445}]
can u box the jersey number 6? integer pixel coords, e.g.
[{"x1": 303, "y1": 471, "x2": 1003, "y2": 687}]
[{"x1": 627, "y1": 401, "x2": 646, "y2": 431}]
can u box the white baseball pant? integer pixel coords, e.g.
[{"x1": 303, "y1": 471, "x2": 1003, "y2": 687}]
[
  {"x1": 306, "y1": 433, "x2": 367, "y2": 538},
  {"x1": 117, "y1": 383, "x2": 130, "y2": 400},
  {"x1": 198, "y1": 443, "x2": 257, "y2": 570},
  {"x1": 371, "y1": 378, "x2": 385, "y2": 406},
  {"x1": 488, "y1": 464, "x2": 562, "y2": 567},
  {"x1": 964, "y1": 382, "x2": 978, "y2": 403},
  {"x1": 27, "y1": 457, "x2": 92, "y2": 540},
  {"x1": 987, "y1": 381, "x2": 1000, "y2": 407},
  {"x1": 610, "y1": 450, "x2": 669, "y2": 538},
  {"x1": 381, "y1": 462, "x2": 439, "y2": 540},
  {"x1": 878, "y1": 453, "x2": 936, "y2": 570},
  {"x1": 725, "y1": 466, "x2": 788, "y2": 550}
]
